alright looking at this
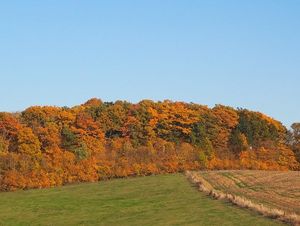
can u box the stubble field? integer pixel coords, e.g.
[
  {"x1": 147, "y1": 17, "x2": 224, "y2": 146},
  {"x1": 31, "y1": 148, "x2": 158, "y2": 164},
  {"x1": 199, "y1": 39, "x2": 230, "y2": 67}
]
[{"x1": 198, "y1": 170, "x2": 300, "y2": 215}]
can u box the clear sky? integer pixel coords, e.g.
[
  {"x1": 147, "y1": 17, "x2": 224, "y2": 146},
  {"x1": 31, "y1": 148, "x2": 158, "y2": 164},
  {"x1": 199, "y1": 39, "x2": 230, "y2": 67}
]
[{"x1": 0, "y1": 1, "x2": 299, "y2": 127}]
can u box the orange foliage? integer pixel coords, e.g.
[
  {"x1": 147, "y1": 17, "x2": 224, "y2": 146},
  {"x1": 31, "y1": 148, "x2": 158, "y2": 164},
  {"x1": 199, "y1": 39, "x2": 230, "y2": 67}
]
[{"x1": 0, "y1": 98, "x2": 298, "y2": 191}]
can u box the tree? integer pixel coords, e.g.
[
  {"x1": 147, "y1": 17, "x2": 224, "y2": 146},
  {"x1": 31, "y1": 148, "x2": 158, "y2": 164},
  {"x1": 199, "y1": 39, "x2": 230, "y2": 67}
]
[
  {"x1": 61, "y1": 126, "x2": 89, "y2": 160},
  {"x1": 236, "y1": 109, "x2": 284, "y2": 147},
  {"x1": 289, "y1": 123, "x2": 300, "y2": 163},
  {"x1": 196, "y1": 105, "x2": 239, "y2": 155},
  {"x1": 230, "y1": 130, "x2": 249, "y2": 153},
  {"x1": 17, "y1": 127, "x2": 41, "y2": 156},
  {"x1": 0, "y1": 136, "x2": 8, "y2": 153},
  {"x1": 83, "y1": 98, "x2": 102, "y2": 107},
  {"x1": 0, "y1": 113, "x2": 20, "y2": 152},
  {"x1": 0, "y1": 99, "x2": 298, "y2": 191},
  {"x1": 190, "y1": 122, "x2": 214, "y2": 160},
  {"x1": 154, "y1": 101, "x2": 199, "y2": 143}
]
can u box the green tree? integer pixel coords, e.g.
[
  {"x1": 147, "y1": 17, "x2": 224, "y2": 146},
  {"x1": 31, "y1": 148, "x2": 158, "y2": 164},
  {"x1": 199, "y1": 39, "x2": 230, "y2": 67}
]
[
  {"x1": 61, "y1": 126, "x2": 89, "y2": 160},
  {"x1": 190, "y1": 122, "x2": 214, "y2": 160},
  {"x1": 230, "y1": 130, "x2": 249, "y2": 153},
  {"x1": 290, "y1": 123, "x2": 300, "y2": 162}
]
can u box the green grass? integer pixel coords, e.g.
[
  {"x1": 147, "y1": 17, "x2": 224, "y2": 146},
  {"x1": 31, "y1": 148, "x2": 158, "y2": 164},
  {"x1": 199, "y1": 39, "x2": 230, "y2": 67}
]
[{"x1": 0, "y1": 174, "x2": 285, "y2": 226}]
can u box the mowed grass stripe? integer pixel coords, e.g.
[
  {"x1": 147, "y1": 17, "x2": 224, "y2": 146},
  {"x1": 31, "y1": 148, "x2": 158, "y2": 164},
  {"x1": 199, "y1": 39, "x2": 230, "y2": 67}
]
[{"x1": 0, "y1": 174, "x2": 284, "y2": 226}]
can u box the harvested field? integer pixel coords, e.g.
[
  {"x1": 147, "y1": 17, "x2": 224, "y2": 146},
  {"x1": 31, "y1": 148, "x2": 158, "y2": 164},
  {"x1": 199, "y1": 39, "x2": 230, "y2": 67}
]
[
  {"x1": 187, "y1": 171, "x2": 300, "y2": 225},
  {"x1": 199, "y1": 170, "x2": 300, "y2": 214}
]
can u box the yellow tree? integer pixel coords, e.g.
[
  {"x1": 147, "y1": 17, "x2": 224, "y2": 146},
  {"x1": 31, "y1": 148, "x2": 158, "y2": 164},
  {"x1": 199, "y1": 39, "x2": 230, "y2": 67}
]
[{"x1": 17, "y1": 127, "x2": 41, "y2": 156}]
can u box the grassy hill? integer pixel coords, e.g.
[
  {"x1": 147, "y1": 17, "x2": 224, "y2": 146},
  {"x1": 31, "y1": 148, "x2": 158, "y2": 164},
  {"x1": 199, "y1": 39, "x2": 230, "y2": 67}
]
[{"x1": 0, "y1": 174, "x2": 284, "y2": 226}]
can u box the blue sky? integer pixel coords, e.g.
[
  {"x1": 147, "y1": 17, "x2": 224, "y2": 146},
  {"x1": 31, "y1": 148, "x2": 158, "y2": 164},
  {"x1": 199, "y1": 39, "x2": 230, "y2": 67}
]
[{"x1": 0, "y1": 1, "x2": 299, "y2": 127}]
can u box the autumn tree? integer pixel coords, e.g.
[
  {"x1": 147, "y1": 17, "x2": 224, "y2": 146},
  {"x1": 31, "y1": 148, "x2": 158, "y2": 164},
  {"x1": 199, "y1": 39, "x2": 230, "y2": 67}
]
[
  {"x1": 17, "y1": 127, "x2": 41, "y2": 156},
  {"x1": 0, "y1": 136, "x2": 8, "y2": 153},
  {"x1": 230, "y1": 130, "x2": 249, "y2": 153},
  {"x1": 0, "y1": 99, "x2": 298, "y2": 191},
  {"x1": 289, "y1": 123, "x2": 300, "y2": 163},
  {"x1": 211, "y1": 105, "x2": 239, "y2": 152}
]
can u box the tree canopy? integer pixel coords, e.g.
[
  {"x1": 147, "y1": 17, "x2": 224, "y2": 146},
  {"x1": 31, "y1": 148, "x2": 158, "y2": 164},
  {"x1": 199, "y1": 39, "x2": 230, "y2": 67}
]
[{"x1": 0, "y1": 99, "x2": 298, "y2": 191}]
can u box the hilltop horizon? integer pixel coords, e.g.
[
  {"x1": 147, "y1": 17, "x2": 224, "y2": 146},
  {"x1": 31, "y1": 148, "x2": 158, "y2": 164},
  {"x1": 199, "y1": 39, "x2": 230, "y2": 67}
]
[{"x1": 2, "y1": 98, "x2": 292, "y2": 128}]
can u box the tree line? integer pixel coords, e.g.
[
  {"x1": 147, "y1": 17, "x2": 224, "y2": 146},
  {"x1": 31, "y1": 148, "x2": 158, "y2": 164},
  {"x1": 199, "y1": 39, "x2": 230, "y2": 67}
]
[{"x1": 0, "y1": 98, "x2": 299, "y2": 191}]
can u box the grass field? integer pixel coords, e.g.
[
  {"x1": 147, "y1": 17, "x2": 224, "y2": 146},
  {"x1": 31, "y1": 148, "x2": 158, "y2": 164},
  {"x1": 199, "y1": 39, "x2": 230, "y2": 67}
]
[
  {"x1": 0, "y1": 174, "x2": 284, "y2": 226},
  {"x1": 198, "y1": 170, "x2": 300, "y2": 215}
]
